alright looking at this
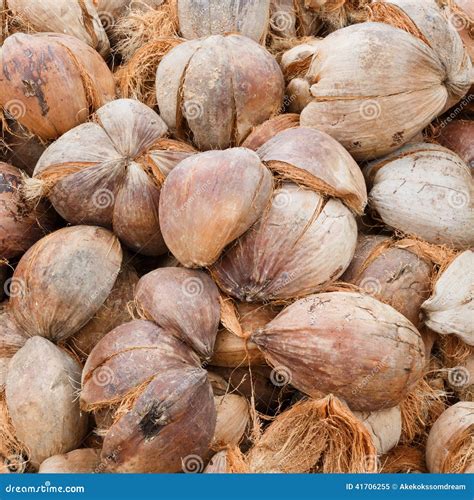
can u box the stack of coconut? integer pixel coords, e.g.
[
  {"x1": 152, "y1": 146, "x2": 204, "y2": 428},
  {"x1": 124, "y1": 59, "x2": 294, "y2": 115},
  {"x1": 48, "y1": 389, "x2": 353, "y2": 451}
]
[{"x1": 0, "y1": 0, "x2": 472, "y2": 474}]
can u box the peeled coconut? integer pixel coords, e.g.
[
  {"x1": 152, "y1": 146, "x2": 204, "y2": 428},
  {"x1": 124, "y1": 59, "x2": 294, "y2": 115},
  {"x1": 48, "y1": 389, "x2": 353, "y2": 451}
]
[
  {"x1": 354, "y1": 406, "x2": 402, "y2": 456},
  {"x1": 426, "y1": 401, "x2": 474, "y2": 473},
  {"x1": 213, "y1": 394, "x2": 250, "y2": 448},
  {"x1": 436, "y1": 120, "x2": 474, "y2": 167},
  {"x1": 0, "y1": 33, "x2": 115, "y2": 141},
  {"x1": 422, "y1": 250, "x2": 474, "y2": 345},
  {"x1": 39, "y1": 449, "x2": 101, "y2": 474},
  {"x1": 159, "y1": 148, "x2": 273, "y2": 268},
  {"x1": 5, "y1": 0, "x2": 110, "y2": 57},
  {"x1": 5, "y1": 337, "x2": 88, "y2": 469},
  {"x1": 81, "y1": 319, "x2": 216, "y2": 473},
  {"x1": 366, "y1": 143, "x2": 474, "y2": 249},
  {"x1": 68, "y1": 263, "x2": 139, "y2": 359},
  {"x1": 0, "y1": 162, "x2": 56, "y2": 261},
  {"x1": 10, "y1": 226, "x2": 122, "y2": 342},
  {"x1": 204, "y1": 448, "x2": 249, "y2": 473},
  {"x1": 211, "y1": 302, "x2": 276, "y2": 368},
  {"x1": 247, "y1": 396, "x2": 378, "y2": 473},
  {"x1": 286, "y1": 18, "x2": 471, "y2": 160},
  {"x1": 252, "y1": 292, "x2": 425, "y2": 411},
  {"x1": 341, "y1": 235, "x2": 435, "y2": 327},
  {"x1": 134, "y1": 267, "x2": 220, "y2": 359},
  {"x1": 156, "y1": 34, "x2": 284, "y2": 150},
  {"x1": 29, "y1": 99, "x2": 195, "y2": 255},
  {"x1": 241, "y1": 114, "x2": 300, "y2": 151}
]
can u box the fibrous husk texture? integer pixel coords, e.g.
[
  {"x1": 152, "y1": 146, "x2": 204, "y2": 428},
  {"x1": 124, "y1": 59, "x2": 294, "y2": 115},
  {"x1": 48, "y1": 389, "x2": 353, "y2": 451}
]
[
  {"x1": 0, "y1": 33, "x2": 116, "y2": 141},
  {"x1": 247, "y1": 396, "x2": 378, "y2": 473},
  {"x1": 28, "y1": 99, "x2": 195, "y2": 256},
  {"x1": 156, "y1": 34, "x2": 284, "y2": 150}
]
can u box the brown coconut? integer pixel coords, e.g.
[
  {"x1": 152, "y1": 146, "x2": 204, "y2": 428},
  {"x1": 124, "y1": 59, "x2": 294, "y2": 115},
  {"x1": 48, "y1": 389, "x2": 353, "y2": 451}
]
[
  {"x1": 134, "y1": 267, "x2": 220, "y2": 359},
  {"x1": 159, "y1": 148, "x2": 273, "y2": 268},
  {"x1": 4, "y1": 0, "x2": 110, "y2": 57},
  {"x1": 426, "y1": 401, "x2": 474, "y2": 473},
  {"x1": 80, "y1": 319, "x2": 216, "y2": 473},
  {"x1": 5, "y1": 337, "x2": 88, "y2": 469},
  {"x1": 156, "y1": 34, "x2": 284, "y2": 150},
  {"x1": 436, "y1": 120, "x2": 474, "y2": 167},
  {"x1": 211, "y1": 127, "x2": 366, "y2": 302},
  {"x1": 29, "y1": 98, "x2": 195, "y2": 256},
  {"x1": 38, "y1": 448, "x2": 101, "y2": 474},
  {"x1": 366, "y1": 143, "x2": 474, "y2": 249},
  {"x1": 286, "y1": 15, "x2": 471, "y2": 160},
  {"x1": 0, "y1": 162, "x2": 56, "y2": 261},
  {"x1": 67, "y1": 263, "x2": 139, "y2": 359},
  {"x1": 0, "y1": 33, "x2": 115, "y2": 141},
  {"x1": 10, "y1": 226, "x2": 122, "y2": 342},
  {"x1": 252, "y1": 291, "x2": 426, "y2": 411},
  {"x1": 2, "y1": 127, "x2": 45, "y2": 176},
  {"x1": 247, "y1": 396, "x2": 378, "y2": 473},
  {"x1": 341, "y1": 234, "x2": 434, "y2": 327},
  {"x1": 211, "y1": 302, "x2": 277, "y2": 368}
]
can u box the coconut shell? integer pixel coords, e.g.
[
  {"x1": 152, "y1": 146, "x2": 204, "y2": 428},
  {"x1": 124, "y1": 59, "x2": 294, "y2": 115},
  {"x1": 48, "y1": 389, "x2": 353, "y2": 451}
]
[
  {"x1": 0, "y1": 33, "x2": 115, "y2": 141},
  {"x1": 341, "y1": 234, "x2": 433, "y2": 327},
  {"x1": 38, "y1": 448, "x2": 101, "y2": 473},
  {"x1": 5, "y1": 337, "x2": 88, "y2": 469},
  {"x1": 241, "y1": 114, "x2": 300, "y2": 151},
  {"x1": 6, "y1": 0, "x2": 110, "y2": 57},
  {"x1": 258, "y1": 127, "x2": 367, "y2": 212},
  {"x1": 354, "y1": 406, "x2": 402, "y2": 455},
  {"x1": 3, "y1": 128, "x2": 45, "y2": 176},
  {"x1": 10, "y1": 226, "x2": 122, "y2": 342},
  {"x1": 81, "y1": 319, "x2": 216, "y2": 473},
  {"x1": 156, "y1": 34, "x2": 284, "y2": 150},
  {"x1": 247, "y1": 396, "x2": 378, "y2": 473},
  {"x1": 134, "y1": 267, "x2": 220, "y2": 359},
  {"x1": 289, "y1": 21, "x2": 471, "y2": 160},
  {"x1": 213, "y1": 394, "x2": 250, "y2": 448},
  {"x1": 177, "y1": 0, "x2": 270, "y2": 42},
  {"x1": 32, "y1": 98, "x2": 196, "y2": 256},
  {"x1": 436, "y1": 120, "x2": 474, "y2": 168},
  {"x1": 422, "y1": 250, "x2": 473, "y2": 345},
  {"x1": 212, "y1": 183, "x2": 357, "y2": 301},
  {"x1": 68, "y1": 263, "x2": 139, "y2": 359},
  {"x1": 0, "y1": 162, "x2": 56, "y2": 260},
  {"x1": 252, "y1": 291, "x2": 425, "y2": 411},
  {"x1": 211, "y1": 303, "x2": 276, "y2": 368},
  {"x1": 159, "y1": 148, "x2": 273, "y2": 268},
  {"x1": 366, "y1": 143, "x2": 474, "y2": 249},
  {"x1": 426, "y1": 401, "x2": 474, "y2": 473}
]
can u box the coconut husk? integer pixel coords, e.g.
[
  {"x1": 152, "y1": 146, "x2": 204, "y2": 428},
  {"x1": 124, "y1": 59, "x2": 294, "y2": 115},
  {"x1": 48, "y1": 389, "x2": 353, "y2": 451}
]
[
  {"x1": 0, "y1": 392, "x2": 28, "y2": 473},
  {"x1": 247, "y1": 396, "x2": 378, "y2": 473},
  {"x1": 315, "y1": 0, "x2": 371, "y2": 31},
  {"x1": 115, "y1": 37, "x2": 183, "y2": 107},
  {"x1": 204, "y1": 447, "x2": 249, "y2": 473},
  {"x1": 381, "y1": 444, "x2": 427, "y2": 473}
]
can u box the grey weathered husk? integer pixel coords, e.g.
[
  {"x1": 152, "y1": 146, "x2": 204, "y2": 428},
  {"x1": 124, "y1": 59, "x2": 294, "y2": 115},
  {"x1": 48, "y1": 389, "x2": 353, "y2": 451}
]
[
  {"x1": 6, "y1": 337, "x2": 88, "y2": 469},
  {"x1": 30, "y1": 99, "x2": 196, "y2": 256},
  {"x1": 134, "y1": 267, "x2": 221, "y2": 360},
  {"x1": 0, "y1": 304, "x2": 27, "y2": 388},
  {"x1": 10, "y1": 226, "x2": 123, "y2": 342},
  {"x1": 80, "y1": 319, "x2": 216, "y2": 473},
  {"x1": 366, "y1": 143, "x2": 474, "y2": 249},
  {"x1": 156, "y1": 34, "x2": 284, "y2": 150},
  {"x1": 252, "y1": 292, "x2": 425, "y2": 411},
  {"x1": 159, "y1": 148, "x2": 273, "y2": 268}
]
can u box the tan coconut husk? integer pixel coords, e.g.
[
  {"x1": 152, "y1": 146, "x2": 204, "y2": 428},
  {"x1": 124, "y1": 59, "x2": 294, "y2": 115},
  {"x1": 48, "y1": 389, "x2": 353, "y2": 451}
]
[
  {"x1": 115, "y1": 37, "x2": 183, "y2": 107},
  {"x1": 381, "y1": 444, "x2": 427, "y2": 473},
  {"x1": 113, "y1": 0, "x2": 179, "y2": 61},
  {"x1": 316, "y1": 0, "x2": 371, "y2": 31},
  {"x1": 0, "y1": 392, "x2": 28, "y2": 473},
  {"x1": 247, "y1": 396, "x2": 378, "y2": 473},
  {"x1": 438, "y1": 334, "x2": 473, "y2": 365},
  {"x1": 204, "y1": 446, "x2": 249, "y2": 473},
  {"x1": 399, "y1": 376, "x2": 447, "y2": 445}
]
